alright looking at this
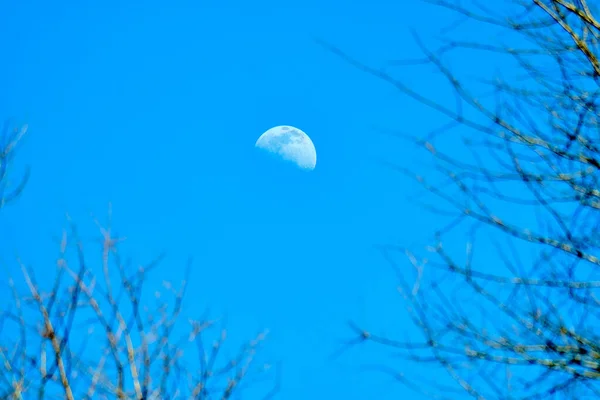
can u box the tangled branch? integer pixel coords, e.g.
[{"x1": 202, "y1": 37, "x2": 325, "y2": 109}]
[
  {"x1": 323, "y1": 1, "x2": 600, "y2": 398},
  {"x1": 0, "y1": 212, "x2": 279, "y2": 399}
]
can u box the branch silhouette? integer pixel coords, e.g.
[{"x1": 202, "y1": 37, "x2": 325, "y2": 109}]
[{"x1": 322, "y1": 1, "x2": 600, "y2": 398}]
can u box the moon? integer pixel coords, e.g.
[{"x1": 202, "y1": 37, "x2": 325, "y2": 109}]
[{"x1": 255, "y1": 125, "x2": 317, "y2": 170}]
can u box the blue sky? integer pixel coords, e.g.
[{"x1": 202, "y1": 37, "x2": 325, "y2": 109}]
[{"x1": 0, "y1": 1, "x2": 506, "y2": 398}]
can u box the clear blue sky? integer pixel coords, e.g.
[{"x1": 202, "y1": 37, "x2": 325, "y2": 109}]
[{"x1": 0, "y1": 1, "x2": 505, "y2": 398}]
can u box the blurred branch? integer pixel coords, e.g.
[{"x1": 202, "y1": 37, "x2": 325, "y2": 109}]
[{"x1": 0, "y1": 121, "x2": 29, "y2": 209}]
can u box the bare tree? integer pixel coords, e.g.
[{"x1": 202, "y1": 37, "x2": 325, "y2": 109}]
[
  {"x1": 1, "y1": 216, "x2": 278, "y2": 399},
  {"x1": 0, "y1": 129, "x2": 278, "y2": 398},
  {"x1": 321, "y1": 1, "x2": 600, "y2": 398}
]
